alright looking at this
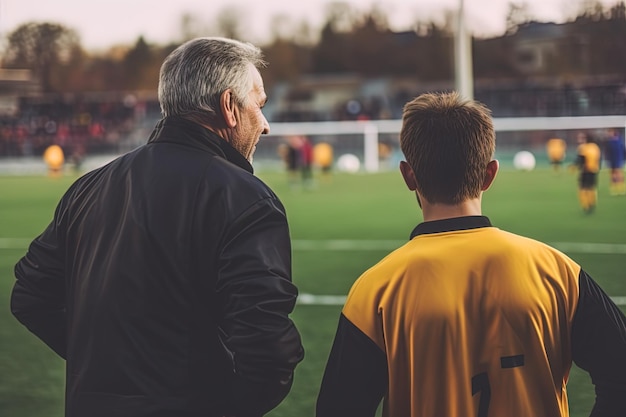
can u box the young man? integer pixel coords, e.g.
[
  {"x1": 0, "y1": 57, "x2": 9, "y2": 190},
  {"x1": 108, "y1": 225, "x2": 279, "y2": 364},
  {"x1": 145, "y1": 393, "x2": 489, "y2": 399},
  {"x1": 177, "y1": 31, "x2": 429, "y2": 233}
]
[
  {"x1": 316, "y1": 92, "x2": 626, "y2": 417},
  {"x1": 574, "y1": 131, "x2": 602, "y2": 213},
  {"x1": 11, "y1": 37, "x2": 304, "y2": 417}
]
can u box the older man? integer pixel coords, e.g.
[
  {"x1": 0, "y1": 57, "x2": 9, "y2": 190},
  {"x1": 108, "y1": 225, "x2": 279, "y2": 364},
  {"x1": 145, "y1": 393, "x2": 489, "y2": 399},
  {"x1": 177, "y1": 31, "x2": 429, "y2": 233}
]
[{"x1": 12, "y1": 37, "x2": 304, "y2": 417}]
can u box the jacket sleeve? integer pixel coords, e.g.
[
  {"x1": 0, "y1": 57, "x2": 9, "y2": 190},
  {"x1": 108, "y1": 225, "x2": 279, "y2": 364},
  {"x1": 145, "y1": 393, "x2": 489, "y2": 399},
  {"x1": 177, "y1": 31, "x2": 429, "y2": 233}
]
[
  {"x1": 216, "y1": 196, "x2": 304, "y2": 416},
  {"x1": 571, "y1": 269, "x2": 626, "y2": 416},
  {"x1": 11, "y1": 217, "x2": 67, "y2": 359},
  {"x1": 316, "y1": 313, "x2": 387, "y2": 417}
]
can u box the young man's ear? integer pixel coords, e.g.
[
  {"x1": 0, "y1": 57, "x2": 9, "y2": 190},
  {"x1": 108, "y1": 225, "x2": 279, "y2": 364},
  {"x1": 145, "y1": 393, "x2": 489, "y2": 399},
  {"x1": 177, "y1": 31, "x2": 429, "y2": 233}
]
[
  {"x1": 220, "y1": 89, "x2": 238, "y2": 128},
  {"x1": 400, "y1": 161, "x2": 418, "y2": 191},
  {"x1": 482, "y1": 159, "x2": 499, "y2": 191}
]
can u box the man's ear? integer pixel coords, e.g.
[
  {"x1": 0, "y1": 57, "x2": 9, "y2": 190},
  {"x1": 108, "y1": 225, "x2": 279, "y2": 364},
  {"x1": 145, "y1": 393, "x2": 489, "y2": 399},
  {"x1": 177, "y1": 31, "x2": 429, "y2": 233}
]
[
  {"x1": 220, "y1": 89, "x2": 237, "y2": 128},
  {"x1": 400, "y1": 161, "x2": 418, "y2": 191},
  {"x1": 482, "y1": 159, "x2": 499, "y2": 191}
]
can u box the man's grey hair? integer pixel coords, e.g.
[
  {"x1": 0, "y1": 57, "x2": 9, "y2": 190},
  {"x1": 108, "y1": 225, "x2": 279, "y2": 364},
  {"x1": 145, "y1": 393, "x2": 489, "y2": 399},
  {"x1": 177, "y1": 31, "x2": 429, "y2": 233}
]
[{"x1": 158, "y1": 37, "x2": 266, "y2": 119}]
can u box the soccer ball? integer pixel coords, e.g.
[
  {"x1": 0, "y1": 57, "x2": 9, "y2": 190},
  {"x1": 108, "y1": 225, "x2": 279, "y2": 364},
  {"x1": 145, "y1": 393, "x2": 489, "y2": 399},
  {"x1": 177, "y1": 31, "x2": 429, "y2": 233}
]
[
  {"x1": 336, "y1": 154, "x2": 361, "y2": 173},
  {"x1": 513, "y1": 151, "x2": 536, "y2": 171}
]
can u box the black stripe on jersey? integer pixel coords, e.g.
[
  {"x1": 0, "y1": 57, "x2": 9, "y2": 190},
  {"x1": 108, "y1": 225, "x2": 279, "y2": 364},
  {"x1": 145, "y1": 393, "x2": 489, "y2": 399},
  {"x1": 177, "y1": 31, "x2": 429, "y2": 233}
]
[
  {"x1": 500, "y1": 355, "x2": 525, "y2": 368},
  {"x1": 571, "y1": 269, "x2": 626, "y2": 415},
  {"x1": 317, "y1": 313, "x2": 387, "y2": 417}
]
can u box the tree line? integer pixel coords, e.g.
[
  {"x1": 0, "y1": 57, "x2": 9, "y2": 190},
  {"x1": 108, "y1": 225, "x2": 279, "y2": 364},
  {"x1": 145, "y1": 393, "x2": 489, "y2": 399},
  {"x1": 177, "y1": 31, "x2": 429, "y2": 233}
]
[{"x1": 2, "y1": 0, "x2": 625, "y2": 94}]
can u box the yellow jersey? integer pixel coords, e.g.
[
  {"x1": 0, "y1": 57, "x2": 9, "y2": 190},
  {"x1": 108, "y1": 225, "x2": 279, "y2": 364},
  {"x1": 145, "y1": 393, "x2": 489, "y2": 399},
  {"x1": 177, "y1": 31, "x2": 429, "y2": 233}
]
[
  {"x1": 576, "y1": 142, "x2": 601, "y2": 173},
  {"x1": 317, "y1": 216, "x2": 626, "y2": 417},
  {"x1": 547, "y1": 138, "x2": 566, "y2": 162}
]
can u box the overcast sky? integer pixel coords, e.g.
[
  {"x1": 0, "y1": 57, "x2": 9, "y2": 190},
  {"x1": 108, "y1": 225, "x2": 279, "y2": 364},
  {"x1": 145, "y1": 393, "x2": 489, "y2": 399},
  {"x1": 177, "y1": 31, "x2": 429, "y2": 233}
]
[{"x1": 0, "y1": 0, "x2": 619, "y2": 51}]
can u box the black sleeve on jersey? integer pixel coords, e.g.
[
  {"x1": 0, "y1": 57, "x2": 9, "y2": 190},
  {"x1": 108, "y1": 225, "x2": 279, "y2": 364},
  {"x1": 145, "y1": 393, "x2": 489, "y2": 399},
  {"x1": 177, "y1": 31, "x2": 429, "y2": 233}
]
[
  {"x1": 571, "y1": 269, "x2": 626, "y2": 416},
  {"x1": 316, "y1": 313, "x2": 387, "y2": 417}
]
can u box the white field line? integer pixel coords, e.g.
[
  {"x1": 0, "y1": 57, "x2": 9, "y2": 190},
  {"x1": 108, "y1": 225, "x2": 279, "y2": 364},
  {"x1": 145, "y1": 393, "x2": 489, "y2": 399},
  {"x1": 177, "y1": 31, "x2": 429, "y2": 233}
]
[
  {"x1": 293, "y1": 240, "x2": 626, "y2": 255},
  {"x1": 292, "y1": 239, "x2": 626, "y2": 306},
  {"x1": 297, "y1": 293, "x2": 347, "y2": 305},
  {"x1": 550, "y1": 242, "x2": 626, "y2": 254},
  {"x1": 297, "y1": 293, "x2": 626, "y2": 306},
  {"x1": 3, "y1": 238, "x2": 626, "y2": 254},
  {"x1": 0, "y1": 238, "x2": 31, "y2": 249},
  {"x1": 292, "y1": 239, "x2": 406, "y2": 251},
  {"x1": 2, "y1": 238, "x2": 624, "y2": 306}
]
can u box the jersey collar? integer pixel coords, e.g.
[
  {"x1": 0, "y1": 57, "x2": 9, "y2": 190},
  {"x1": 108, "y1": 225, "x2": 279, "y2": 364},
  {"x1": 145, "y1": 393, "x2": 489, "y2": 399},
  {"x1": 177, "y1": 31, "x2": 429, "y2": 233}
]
[{"x1": 410, "y1": 215, "x2": 492, "y2": 239}]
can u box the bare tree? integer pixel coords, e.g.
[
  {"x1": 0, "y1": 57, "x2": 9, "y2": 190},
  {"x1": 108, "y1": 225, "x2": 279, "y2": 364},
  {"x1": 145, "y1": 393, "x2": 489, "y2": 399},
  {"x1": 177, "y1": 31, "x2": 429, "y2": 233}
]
[
  {"x1": 269, "y1": 14, "x2": 291, "y2": 42},
  {"x1": 505, "y1": 2, "x2": 532, "y2": 34},
  {"x1": 215, "y1": 6, "x2": 246, "y2": 40},
  {"x1": 179, "y1": 12, "x2": 210, "y2": 41},
  {"x1": 324, "y1": 1, "x2": 360, "y2": 33},
  {"x1": 3, "y1": 22, "x2": 82, "y2": 92},
  {"x1": 576, "y1": 0, "x2": 607, "y2": 20},
  {"x1": 293, "y1": 19, "x2": 316, "y2": 46},
  {"x1": 609, "y1": 1, "x2": 626, "y2": 20}
]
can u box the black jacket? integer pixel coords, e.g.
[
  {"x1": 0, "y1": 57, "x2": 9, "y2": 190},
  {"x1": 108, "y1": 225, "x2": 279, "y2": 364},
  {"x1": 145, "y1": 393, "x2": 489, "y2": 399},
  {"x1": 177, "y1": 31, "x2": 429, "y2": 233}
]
[{"x1": 11, "y1": 116, "x2": 304, "y2": 417}]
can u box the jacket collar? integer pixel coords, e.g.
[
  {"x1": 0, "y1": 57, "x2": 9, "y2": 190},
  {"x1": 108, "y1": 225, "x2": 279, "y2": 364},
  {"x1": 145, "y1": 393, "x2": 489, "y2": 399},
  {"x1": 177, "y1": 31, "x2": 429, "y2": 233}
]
[
  {"x1": 410, "y1": 215, "x2": 492, "y2": 239},
  {"x1": 147, "y1": 116, "x2": 254, "y2": 174}
]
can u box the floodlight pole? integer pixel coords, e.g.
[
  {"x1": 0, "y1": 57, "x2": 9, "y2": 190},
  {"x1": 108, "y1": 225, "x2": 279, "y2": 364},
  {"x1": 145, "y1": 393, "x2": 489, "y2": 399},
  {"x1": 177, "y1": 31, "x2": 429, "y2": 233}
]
[{"x1": 455, "y1": 0, "x2": 474, "y2": 100}]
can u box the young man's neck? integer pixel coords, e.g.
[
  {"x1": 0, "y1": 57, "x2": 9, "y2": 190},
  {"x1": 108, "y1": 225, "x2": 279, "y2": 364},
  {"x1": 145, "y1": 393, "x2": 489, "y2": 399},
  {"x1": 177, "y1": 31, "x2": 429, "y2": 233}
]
[{"x1": 421, "y1": 198, "x2": 482, "y2": 222}]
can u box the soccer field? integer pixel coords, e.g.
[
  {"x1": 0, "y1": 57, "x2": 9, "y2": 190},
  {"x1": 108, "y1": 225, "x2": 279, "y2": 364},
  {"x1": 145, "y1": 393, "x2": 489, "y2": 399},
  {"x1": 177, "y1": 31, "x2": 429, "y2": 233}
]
[{"x1": 1, "y1": 166, "x2": 625, "y2": 416}]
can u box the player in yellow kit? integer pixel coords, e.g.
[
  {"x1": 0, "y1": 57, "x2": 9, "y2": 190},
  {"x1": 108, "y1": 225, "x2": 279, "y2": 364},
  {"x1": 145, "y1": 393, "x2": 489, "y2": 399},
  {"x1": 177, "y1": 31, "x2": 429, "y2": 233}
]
[
  {"x1": 43, "y1": 144, "x2": 65, "y2": 177},
  {"x1": 316, "y1": 92, "x2": 626, "y2": 417},
  {"x1": 573, "y1": 131, "x2": 602, "y2": 213},
  {"x1": 546, "y1": 137, "x2": 566, "y2": 171}
]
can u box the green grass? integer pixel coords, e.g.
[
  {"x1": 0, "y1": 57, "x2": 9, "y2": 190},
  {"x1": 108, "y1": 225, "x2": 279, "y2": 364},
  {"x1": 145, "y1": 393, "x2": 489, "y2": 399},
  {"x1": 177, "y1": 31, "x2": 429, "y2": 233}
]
[{"x1": 1, "y1": 166, "x2": 625, "y2": 417}]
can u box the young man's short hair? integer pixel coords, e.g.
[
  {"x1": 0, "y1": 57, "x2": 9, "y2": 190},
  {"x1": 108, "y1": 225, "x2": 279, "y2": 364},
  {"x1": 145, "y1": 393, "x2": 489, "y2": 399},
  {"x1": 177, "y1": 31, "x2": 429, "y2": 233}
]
[{"x1": 400, "y1": 92, "x2": 495, "y2": 205}]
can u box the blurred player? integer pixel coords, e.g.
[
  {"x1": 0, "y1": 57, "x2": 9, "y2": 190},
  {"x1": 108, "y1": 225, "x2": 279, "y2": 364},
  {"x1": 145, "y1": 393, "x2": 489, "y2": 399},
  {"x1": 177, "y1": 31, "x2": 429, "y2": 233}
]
[
  {"x1": 316, "y1": 92, "x2": 626, "y2": 417},
  {"x1": 546, "y1": 137, "x2": 566, "y2": 172},
  {"x1": 573, "y1": 131, "x2": 602, "y2": 213},
  {"x1": 604, "y1": 128, "x2": 626, "y2": 195},
  {"x1": 43, "y1": 144, "x2": 65, "y2": 177},
  {"x1": 378, "y1": 141, "x2": 393, "y2": 170},
  {"x1": 313, "y1": 141, "x2": 334, "y2": 181},
  {"x1": 300, "y1": 136, "x2": 314, "y2": 188},
  {"x1": 283, "y1": 135, "x2": 302, "y2": 187}
]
